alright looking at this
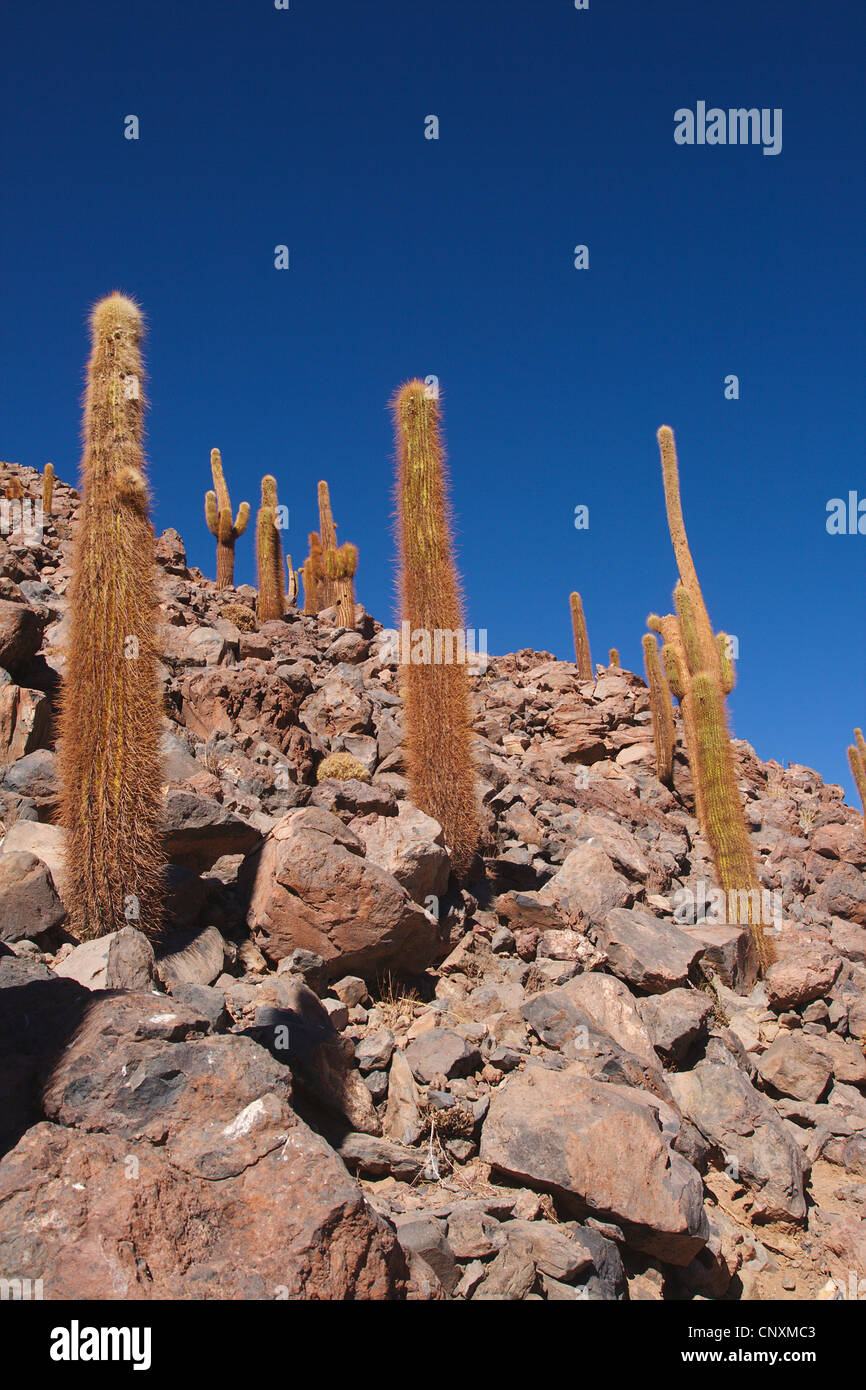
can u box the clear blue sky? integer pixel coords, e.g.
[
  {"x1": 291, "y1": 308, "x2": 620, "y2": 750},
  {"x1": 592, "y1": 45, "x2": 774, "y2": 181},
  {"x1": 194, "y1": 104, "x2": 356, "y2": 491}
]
[{"x1": 1, "y1": 0, "x2": 863, "y2": 799}]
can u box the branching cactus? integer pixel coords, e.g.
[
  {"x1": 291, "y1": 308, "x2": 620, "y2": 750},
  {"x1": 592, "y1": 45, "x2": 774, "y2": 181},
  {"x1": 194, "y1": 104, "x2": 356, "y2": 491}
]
[
  {"x1": 205, "y1": 448, "x2": 249, "y2": 588},
  {"x1": 42, "y1": 462, "x2": 55, "y2": 514},
  {"x1": 848, "y1": 729, "x2": 866, "y2": 832},
  {"x1": 569, "y1": 592, "x2": 593, "y2": 680},
  {"x1": 58, "y1": 293, "x2": 164, "y2": 940},
  {"x1": 642, "y1": 631, "x2": 675, "y2": 786},
  {"x1": 325, "y1": 541, "x2": 358, "y2": 628},
  {"x1": 393, "y1": 379, "x2": 479, "y2": 878},
  {"x1": 256, "y1": 474, "x2": 285, "y2": 621}
]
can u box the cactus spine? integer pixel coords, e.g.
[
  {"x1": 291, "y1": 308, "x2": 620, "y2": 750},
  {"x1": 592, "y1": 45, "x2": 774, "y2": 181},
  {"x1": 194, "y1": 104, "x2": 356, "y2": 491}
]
[
  {"x1": 42, "y1": 463, "x2": 54, "y2": 514},
  {"x1": 325, "y1": 541, "x2": 358, "y2": 628},
  {"x1": 848, "y1": 729, "x2": 866, "y2": 832},
  {"x1": 655, "y1": 426, "x2": 772, "y2": 972},
  {"x1": 205, "y1": 448, "x2": 249, "y2": 588},
  {"x1": 58, "y1": 293, "x2": 164, "y2": 941},
  {"x1": 569, "y1": 592, "x2": 593, "y2": 680},
  {"x1": 642, "y1": 631, "x2": 675, "y2": 786},
  {"x1": 393, "y1": 380, "x2": 479, "y2": 878},
  {"x1": 255, "y1": 474, "x2": 285, "y2": 621}
]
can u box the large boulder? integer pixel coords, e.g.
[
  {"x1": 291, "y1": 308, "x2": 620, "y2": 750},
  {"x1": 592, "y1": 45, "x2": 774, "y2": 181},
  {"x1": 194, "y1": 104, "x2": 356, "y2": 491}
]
[
  {"x1": 162, "y1": 790, "x2": 260, "y2": 870},
  {"x1": 0, "y1": 599, "x2": 44, "y2": 673},
  {"x1": 349, "y1": 801, "x2": 450, "y2": 904},
  {"x1": 0, "y1": 820, "x2": 67, "y2": 898},
  {"x1": 243, "y1": 807, "x2": 438, "y2": 980},
  {"x1": 593, "y1": 907, "x2": 704, "y2": 993},
  {"x1": 667, "y1": 1062, "x2": 810, "y2": 1222},
  {"x1": 480, "y1": 1062, "x2": 708, "y2": 1264},
  {"x1": 537, "y1": 842, "x2": 632, "y2": 928}
]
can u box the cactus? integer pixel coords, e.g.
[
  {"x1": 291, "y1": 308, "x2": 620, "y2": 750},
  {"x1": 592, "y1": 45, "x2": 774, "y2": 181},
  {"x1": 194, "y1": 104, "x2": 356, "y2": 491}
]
[
  {"x1": 317, "y1": 480, "x2": 339, "y2": 607},
  {"x1": 848, "y1": 729, "x2": 866, "y2": 831},
  {"x1": 569, "y1": 592, "x2": 593, "y2": 680},
  {"x1": 393, "y1": 379, "x2": 479, "y2": 878},
  {"x1": 317, "y1": 751, "x2": 371, "y2": 784},
  {"x1": 642, "y1": 632, "x2": 675, "y2": 786},
  {"x1": 42, "y1": 463, "x2": 54, "y2": 514},
  {"x1": 325, "y1": 541, "x2": 358, "y2": 628},
  {"x1": 608, "y1": 648, "x2": 621, "y2": 668},
  {"x1": 302, "y1": 531, "x2": 323, "y2": 614},
  {"x1": 58, "y1": 293, "x2": 164, "y2": 940},
  {"x1": 255, "y1": 475, "x2": 285, "y2": 622},
  {"x1": 220, "y1": 601, "x2": 257, "y2": 632},
  {"x1": 654, "y1": 427, "x2": 772, "y2": 972},
  {"x1": 5, "y1": 475, "x2": 24, "y2": 501},
  {"x1": 286, "y1": 555, "x2": 298, "y2": 607},
  {"x1": 205, "y1": 448, "x2": 249, "y2": 589}
]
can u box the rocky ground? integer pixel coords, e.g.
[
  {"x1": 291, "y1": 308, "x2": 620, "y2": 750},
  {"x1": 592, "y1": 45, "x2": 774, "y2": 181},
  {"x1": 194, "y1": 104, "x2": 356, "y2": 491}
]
[{"x1": 0, "y1": 458, "x2": 864, "y2": 1301}]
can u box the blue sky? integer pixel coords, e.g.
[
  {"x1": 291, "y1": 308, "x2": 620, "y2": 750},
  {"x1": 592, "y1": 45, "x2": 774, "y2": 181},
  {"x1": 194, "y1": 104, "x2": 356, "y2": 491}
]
[{"x1": 1, "y1": 0, "x2": 863, "y2": 799}]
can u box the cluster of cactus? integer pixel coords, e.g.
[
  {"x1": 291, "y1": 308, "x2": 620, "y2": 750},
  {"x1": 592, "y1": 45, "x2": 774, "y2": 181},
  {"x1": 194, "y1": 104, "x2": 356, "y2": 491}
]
[
  {"x1": 393, "y1": 380, "x2": 479, "y2": 878},
  {"x1": 848, "y1": 730, "x2": 866, "y2": 831},
  {"x1": 648, "y1": 426, "x2": 773, "y2": 972},
  {"x1": 4, "y1": 475, "x2": 24, "y2": 501},
  {"x1": 205, "y1": 449, "x2": 249, "y2": 588},
  {"x1": 298, "y1": 480, "x2": 358, "y2": 627},
  {"x1": 58, "y1": 294, "x2": 164, "y2": 941}
]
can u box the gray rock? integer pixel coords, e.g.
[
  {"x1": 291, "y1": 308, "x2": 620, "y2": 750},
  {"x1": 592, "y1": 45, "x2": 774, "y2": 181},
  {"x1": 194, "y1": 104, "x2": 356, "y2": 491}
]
[
  {"x1": 404, "y1": 1028, "x2": 482, "y2": 1084},
  {"x1": 594, "y1": 907, "x2": 704, "y2": 993},
  {"x1": 0, "y1": 851, "x2": 65, "y2": 941},
  {"x1": 638, "y1": 988, "x2": 715, "y2": 1063}
]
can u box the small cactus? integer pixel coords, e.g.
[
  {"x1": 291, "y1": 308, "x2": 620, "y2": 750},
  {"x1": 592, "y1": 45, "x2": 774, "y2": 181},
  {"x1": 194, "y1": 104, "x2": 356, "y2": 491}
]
[
  {"x1": 569, "y1": 592, "x2": 593, "y2": 680},
  {"x1": 42, "y1": 463, "x2": 54, "y2": 514},
  {"x1": 4, "y1": 475, "x2": 24, "y2": 501},
  {"x1": 220, "y1": 601, "x2": 258, "y2": 633},
  {"x1": 255, "y1": 475, "x2": 285, "y2": 622},
  {"x1": 205, "y1": 448, "x2": 249, "y2": 589},
  {"x1": 317, "y1": 751, "x2": 371, "y2": 784},
  {"x1": 608, "y1": 647, "x2": 621, "y2": 668}
]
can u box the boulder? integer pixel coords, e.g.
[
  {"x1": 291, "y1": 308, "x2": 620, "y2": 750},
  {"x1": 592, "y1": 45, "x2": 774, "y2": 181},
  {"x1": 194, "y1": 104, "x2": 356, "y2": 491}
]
[
  {"x1": 757, "y1": 1035, "x2": 835, "y2": 1103},
  {"x1": 0, "y1": 599, "x2": 44, "y2": 673},
  {"x1": 162, "y1": 790, "x2": 260, "y2": 869},
  {"x1": 594, "y1": 907, "x2": 704, "y2": 993},
  {"x1": 667, "y1": 1062, "x2": 810, "y2": 1222},
  {"x1": 537, "y1": 842, "x2": 632, "y2": 927},
  {"x1": 0, "y1": 851, "x2": 65, "y2": 941},
  {"x1": 244, "y1": 806, "x2": 438, "y2": 980},
  {"x1": 349, "y1": 801, "x2": 450, "y2": 903},
  {"x1": 481, "y1": 1063, "x2": 708, "y2": 1264}
]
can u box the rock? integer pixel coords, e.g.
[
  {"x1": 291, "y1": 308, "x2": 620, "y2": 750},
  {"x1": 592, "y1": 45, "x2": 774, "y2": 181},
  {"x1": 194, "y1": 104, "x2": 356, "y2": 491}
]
[
  {"x1": 355, "y1": 1029, "x2": 395, "y2": 1072},
  {"x1": 667, "y1": 1062, "x2": 810, "y2": 1222},
  {"x1": 0, "y1": 684, "x2": 50, "y2": 760},
  {"x1": 393, "y1": 1216, "x2": 458, "y2": 1293},
  {"x1": 472, "y1": 1232, "x2": 537, "y2": 1300},
  {"x1": 765, "y1": 945, "x2": 842, "y2": 1011},
  {"x1": 169, "y1": 982, "x2": 230, "y2": 1030},
  {"x1": 481, "y1": 1063, "x2": 708, "y2": 1264},
  {"x1": 243, "y1": 807, "x2": 438, "y2": 980},
  {"x1": 0, "y1": 851, "x2": 65, "y2": 941},
  {"x1": 383, "y1": 1048, "x2": 423, "y2": 1145},
  {"x1": 0, "y1": 599, "x2": 43, "y2": 672},
  {"x1": 1, "y1": 747, "x2": 58, "y2": 810},
  {"x1": 0, "y1": 820, "x2": 66, "y2": 897},
  {"x1": 155, "y1": 528, "x2": 188, "y2": 573},
  {"x1": 537, "y1": 842, "x2": 632, "y2": 927},
  {"x1": 638, "y1": 989, "x2": 715, "y2": 1064},
  {"x1": 253, "y1": 979, "x2": 381, "y2": 1135},
  {"x1": 331, "y1": 975, "x2": 368, "y2": 1006},
  {"x1": 162, "y1": 790, "x2": 260, "y2": 870},
  {"x1": 757, "y1": 1035, "x2": 834, "y2": 1103},
  {"x1": 349, "y1": 801, "x2": 450, "y2": 904},
  {"x1": 816, "y1": 863, "x2": 866, "y2": 925},
  {"x1": 0, "y1": 1110, "x2": 407, "y2": 1299},
  {"x1": 338, "y1": 1132, "x2": 426, "y2": 1181},
  {"x1": 155, "y1": 925, "x2": 226, "y2": 989},
  {"x1": 404, "y1": 1028, "x2": 482, "y2": 1084},
  {"x1": 54, "y1": 928, "x2": 156, "y2": 991},
  {"x1": 677, "y1": 922, "x2": 759, "y2": 994},
  {"x1": 562, "y1": 973, "x2": 658, "y2": 1066},
  {"x1": 277, "y1": 947, "x2": 327, "y2": 993},
  {"x1": 594, "y1": 908, "x2": 704, "y2": 993}
]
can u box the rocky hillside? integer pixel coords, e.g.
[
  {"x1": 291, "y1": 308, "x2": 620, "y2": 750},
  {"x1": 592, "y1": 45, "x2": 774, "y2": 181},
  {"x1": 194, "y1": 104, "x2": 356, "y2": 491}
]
[{"x1": 0, "y1": 457, "x2": 864, "y2": 1301}]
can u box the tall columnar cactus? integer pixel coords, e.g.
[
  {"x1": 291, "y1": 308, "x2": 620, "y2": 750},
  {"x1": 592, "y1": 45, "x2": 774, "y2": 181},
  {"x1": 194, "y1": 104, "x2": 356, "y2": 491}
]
[
  {"x1": 654, "y1": 426, "x2": 772, "y2": 971},
  {"x1": 642, "y1": 631, "x2": 675, "y2": 786},
  {"x1": 205, "y1": 448, "x2": 249, "y2": 589},
  {"x1": 325, "y1": 541, "x2": 358, "y2": 628},
  {"x1": 393, "y1": 380, "x2": 479, "y2": 878},
  {"x1": 848, "y1": 729, "x2": 866, "y2": 832},
  {"x1": 58, "y1": 293, "x2": 164, "y2": 940},
  {"x1": 255, "y1": 475, "x2": 285, "y2": 622},
  {"x1": 42, "y1": 462, "x2": 54, "y2": 514},
  {"x1": 317, "y1": 480, "x2": 339, "y2": 608},
  {"x1": 569, "y1": 592, "x2": 593, "y2": 680}
]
